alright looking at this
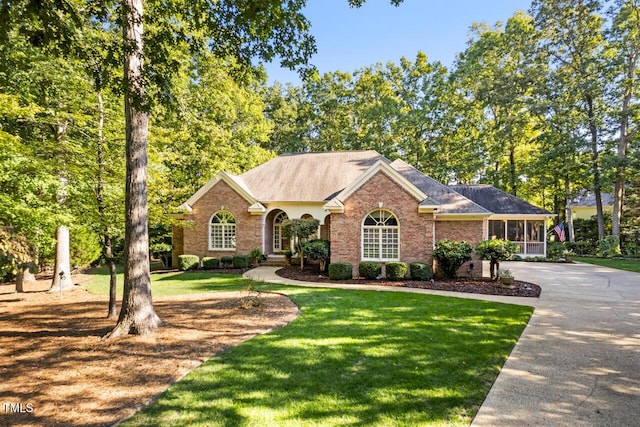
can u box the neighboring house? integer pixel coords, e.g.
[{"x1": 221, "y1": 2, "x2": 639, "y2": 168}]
[
  {"x1": 571, "y1": 190, "x2": 614, "y2": 220},
  {"x1": 172, "y1": 151, "x2": 553, "y2": 277}
]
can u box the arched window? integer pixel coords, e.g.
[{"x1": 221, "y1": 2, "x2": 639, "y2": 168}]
[
  {"x1": 209, "y1": 211, "x2": 236, "y2": 250},
  {"x1": 362, "y1": 209, "x2": 399, "y2": 261},
  {"x1": 273, "y1": 211, "x2": 289, "y2": 252}
]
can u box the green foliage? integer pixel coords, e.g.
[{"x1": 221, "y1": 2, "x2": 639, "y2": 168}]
[
  {"x1": 433, "y1": 239, "x2": 473, "y2": 279},
  {"x1": 597, "y1": 235, "x2": 621, "y2": 257},
  {"x1": 69, "y1": 225, "x2": 102, "y2": 269},
  {"x1": 282, "y1": 218, "x2": 320, "y2": 270},
  {"x1": 302, "y1": 239, "x2": 330, "y2": 271},
  {"x1": 221, "y1": 256, "x2": 233, "y2": 268},
  {"x1": 249, "y1": 248, "x2": 265, "y2": 265},
  {"x1": 232, "y1": 254, "x2": 250, "y2": 269},
  {"x1": 178, "y1": 255, "x2": 199, "y2": 271},
  {"x1": 358, "y1": 261, "x2": 381, "y2": 280},
  {"x1": 565, "y1": 241, "x2": 595, "y2": 256},
  {"x1": 475, "y1": 239, "x2": 519, "y2": 279},
  {"x1": 410, "y1": 262, "x2": 433, "y2": 281},
  {"x1": 546, "y1": 242, "x2": 565, "y2": 261},
  {"x1": 328, "y1": 263, "x2": 353, "y2": 280},
  {"x1": 202, "y1": 257, "x2": 219, "y2": 269},
  {"x1": 0, "y1": 228, "x2": 33, "y2": 281},
  {"x1": 385, "y1": 261, "x2": 408, "y2": 280}
]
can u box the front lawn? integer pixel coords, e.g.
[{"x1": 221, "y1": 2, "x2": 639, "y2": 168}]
[
  {"x1": 84, "y1": 267, "x2": 251, "y2": 296},
  {"x1": 575, "y1": 256, "x2": 640, "y2": 273},
  {"x1": 119, "y1": 279, "x2": 532, "y2": 426}
]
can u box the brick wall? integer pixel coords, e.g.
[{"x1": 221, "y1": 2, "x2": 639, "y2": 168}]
[
  {"x1": 178, "y1": 180, "x2": 262, "y2": 260},
  {"x1": 434, "y1": 220, "x2": 484, "y2": 277},
  {"x1": 330, "y1": 171, "x2": 435, "y2": 276}
]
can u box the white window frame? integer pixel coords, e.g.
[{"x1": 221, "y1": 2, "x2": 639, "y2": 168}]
[
  {"x1": 209, "y1": 210, "x2": 236, "y2": 251},
  {"x1": 273, "y1": 211, "x2": 288, "y2": 252},
  {"x1": 361, "y1": 209, "x2": 400, "y2": 261}
]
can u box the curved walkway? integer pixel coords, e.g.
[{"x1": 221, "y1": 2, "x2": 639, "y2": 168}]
[{"x1": 245, "y1": 263, "x2": 640, "y2": 426}]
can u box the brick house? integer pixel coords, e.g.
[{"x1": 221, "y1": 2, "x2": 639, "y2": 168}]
[{"x1": 172, "y1": 151, "x2": 552, "y2": 277}]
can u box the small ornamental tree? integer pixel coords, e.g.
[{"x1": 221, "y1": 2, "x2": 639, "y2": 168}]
[
  {"x1": 302, "y1": 239, "x2": 330, "y2": 272},
  {"x1": 282, "y1": 218, "x2": 320, "y2": 270},
  {"x1": 432, "y1": 239, "x2": 473, "y2": 279},
  {"x1": 475, "y1": 239, "x2": 519, "y2": 280}
]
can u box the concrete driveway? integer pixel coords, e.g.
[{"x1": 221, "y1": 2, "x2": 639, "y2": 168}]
[{"x1": 472, "y1": 261, "x2": 640, "y2": 426}]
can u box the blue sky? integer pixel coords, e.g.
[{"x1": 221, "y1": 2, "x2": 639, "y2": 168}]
[{"x1": 264, "y1": 0, "x2": 533, "y2": 85}]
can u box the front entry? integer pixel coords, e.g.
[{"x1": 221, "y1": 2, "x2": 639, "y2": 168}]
[{"x1": 273, "y1": 211, "x2": 290, "y2": 253}]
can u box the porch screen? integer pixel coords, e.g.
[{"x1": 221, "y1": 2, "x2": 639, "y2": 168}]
[{"x1": 362, "y1": 209, "x2": 399, "y2": 261}]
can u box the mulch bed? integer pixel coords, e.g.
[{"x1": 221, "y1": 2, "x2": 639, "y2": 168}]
[{"x1": 276, "y1": 265, "x2": 541, "y2": 298}]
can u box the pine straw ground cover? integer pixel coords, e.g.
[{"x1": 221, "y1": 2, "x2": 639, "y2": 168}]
[{"x1": 0, "y1": 275, "x2": 298, "y2": 427}]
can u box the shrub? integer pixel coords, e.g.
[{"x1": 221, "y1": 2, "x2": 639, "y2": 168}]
[
  {"x1": 597, "y1": 235, "x2": 621, "y2": 257},
  {"x1": 475, "y1": 239, "x2": 519, "y2": 280},
  {"x1": 221, "y1": 256, "x2": 233, "y2": 268},
  {"x1": 249, "y1": 248, "x2": 265, "y2": 265},
  {"x1": 232, "y1": 254, "x2": 250, "y2": 269},
  {"x1": 547, "y1": 242, "x2": 565, "y2": 261},
  {"x1": 386, "y1": 262, "x2": 408, "y2": 280},
  {"x1": 432, "y1": 239, "x2": 473, "y2": 278},
  {"x1": 202, "y1": 257, "x2": 219, "y2": 269},
  {"x1": 358, "y1": 262, "x2": 381, "y2": 279},
  {"x1": 328, "y1": 263, "x2": 352, "y2": 280},
  {"x1": 410, "y1": 262, "x2": 433, "y2": 280},
  {"x1": 178, "y1": 254, "x2": 199, "y2": 271},
  {"x1": 566, "y1": 241, "x2": 595, "y2": 256},
  {"x1": 302, "y1": 240, "x2": 330, "y2": 272}
]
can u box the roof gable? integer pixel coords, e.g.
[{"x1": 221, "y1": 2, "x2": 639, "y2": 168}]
[
  {"x1": 334, "y1": 160, "x2": 428, "y2": 204},
  {"x1": 181, "y1": 171, "x2": 264, "y2": 213}
]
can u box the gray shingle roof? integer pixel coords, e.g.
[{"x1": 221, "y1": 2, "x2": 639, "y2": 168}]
[
  {"x1": 240, "y1": 150, "x2": 384, "y2": 201},
  {"x1": 450, "y1": 185, "x2": 551, "y2": 215},
  {"x1": 389, "y1": 159, "x2": 490, "y2": 214},
  {"x1": 572, "y1": 190, "x2": 614, "y2": 207}
]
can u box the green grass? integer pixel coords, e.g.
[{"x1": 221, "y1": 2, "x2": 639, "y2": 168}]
[
  {"x1": 84, "y1": 267, "x2": 251, "y2": 296},
  {"x1": 114, "y1": 279, "x2": 533, "y2": 426},
  {"x1": 575, "y1": 256, "x2": 640, "y2": 273}
]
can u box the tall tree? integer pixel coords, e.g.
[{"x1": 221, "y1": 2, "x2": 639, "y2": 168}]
[
  {"x1": 606, "y1": 0, "x2": 640, "y2": 242},
  {"x1": 532, "y1": 0, "x2": 610, "y2": 238}
]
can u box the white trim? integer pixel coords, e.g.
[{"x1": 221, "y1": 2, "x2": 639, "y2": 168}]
[
  {"x1": 323, "y1": 198, "x2": 345, "y2": 213},
  {"x1": 336, "y1": 160, "x2": 428, "y2": 204},
  {"x1": 185, "y1": 171, "x2": 258, "y2": 210},
  {"x1": 208, "y1": 210, "x2": 237, "y2": 251}
]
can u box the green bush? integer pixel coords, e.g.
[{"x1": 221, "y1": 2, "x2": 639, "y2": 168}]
[
  {"x1": 475, "y1": 239, "x2": 519, "y2": 280},
  {"x1": 433, "y1": 239, "x2": 473, "y2": 278},
  {"x1": 547, "y1": 242, "x2": 565, "y2": 261},
  {"x1": 178, "y1": 254, "x2": 199, "y2": 271},
  {"x1": 302, "y1": 240, "x2": 330, "y2": 272},
  {"x1": 566, "y1": 241, "x2": 595, "y2": 256},
  {"x1": 410, "y1": 262, "x2": 433, "y2": 280},
  {"x1": 221, "y1": 256, "x2": 233, "y2": 268},
  {"x1": 328, "y1": 263, "x2": 353, "y2": 280},
  {"x1": 358, "y1": 261, "x2": 381, "y2": 279},
  {"x1": 386, "y1": 262, "x2": 408, "y2": 280},
  {"x1": 202, "y1": 257, "x2": 219, "y2": 269},
  {"x1": 232, "y1": 254, "x2": 250, "y2": 269},
  {"x1": 70, "y1": 225, "x2": 102, "y2": 269},
  {"x1": 597, "y1": 235, "x2": 621, "y2": 257},
  {"x1": 249, "y1": 248, "x2": 265, "y2": 265}
]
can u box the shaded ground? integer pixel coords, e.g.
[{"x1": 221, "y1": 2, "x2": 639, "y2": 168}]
[
  {"x1": 277, "y1": 265, "x2": 541, "y2": 298},
  {"x1": 0, "y1": 276, "x2": 299, "y2": 427}
]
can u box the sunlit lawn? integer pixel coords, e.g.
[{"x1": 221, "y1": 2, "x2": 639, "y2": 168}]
[
  {"x1": 89, "y1": 270, "x2": 534, "y2": 426},
  {"x1": 576, "y1": 256, "x2": 640, "y2": 273},
  {"x1": 84, "y1": 267, "x2": 252, "y2": 296}
]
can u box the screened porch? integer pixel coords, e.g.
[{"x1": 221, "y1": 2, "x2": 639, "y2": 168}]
[{"x1": 488, "y1": 219, "x2": 547, "y2": 257}]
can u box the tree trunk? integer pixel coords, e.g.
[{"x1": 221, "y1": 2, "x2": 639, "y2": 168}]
[
  {"x1": 49, "y1": 226, "x2": 74, "y2": 292},
  {"x1": 564, "y1": 178, "x2": 574, "y2": 243},
  {"x1": 586, "y1": 95, "x2": 605, "y2": 239},
  {"x1": 15, "y1": 270, "x2": 25, "y2": 293},
  {"x1": 107, "y1": 258, "x2": 118, "y2": 318},
  {"x1": 104, "y1": 0, "x2": 161, "y2": 338}
]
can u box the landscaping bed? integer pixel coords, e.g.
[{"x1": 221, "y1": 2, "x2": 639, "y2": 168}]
[{"x1": 277, "y1": 265, "x2": 541, "y2": 298}]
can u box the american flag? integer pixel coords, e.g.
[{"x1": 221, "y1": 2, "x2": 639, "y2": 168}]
[{"x1": 553, "y1": 222, "x2": 566, "y2": 242}]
